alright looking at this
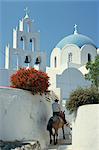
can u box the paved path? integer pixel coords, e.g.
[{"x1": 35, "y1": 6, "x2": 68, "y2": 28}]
[
  {"x1": 45, "y1": 144, "x2": 72, "y2": 150},
  {"x1": 45, "y1": 139, "x2": 72, "y2": 150}
]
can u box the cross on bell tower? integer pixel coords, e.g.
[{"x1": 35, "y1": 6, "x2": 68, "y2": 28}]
[{"x1": 24, "y1": 7, "x2": 29, "y2": 18}]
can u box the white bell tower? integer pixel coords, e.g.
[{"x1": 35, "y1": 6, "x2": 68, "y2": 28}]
[{"x1": 5, "y1": 8, "x2": 46, "y2": 71}]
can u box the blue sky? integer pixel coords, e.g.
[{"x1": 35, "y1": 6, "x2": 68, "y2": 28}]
[{"x1": 0, "y1": 0, "x2": 99, "y2": 67}]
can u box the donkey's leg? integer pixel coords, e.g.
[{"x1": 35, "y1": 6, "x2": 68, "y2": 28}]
[
  {"x1": 62, "y1": 126, "x2": 65, "y2": 139},
  {"x1": 50, "y1": 132, "x2": 52, "y2": 144},
  {"x1": 53, "y1": 134, "x2": 56, "y2": 145},
  {"x1": 55, "y1": 130, "x2": 58, "y2": 144}
]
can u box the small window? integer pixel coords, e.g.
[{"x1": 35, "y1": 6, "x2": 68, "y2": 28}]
[
  {"x1": 54, "y1": 56, "x2": 57, "y2": 68},
  {"x1": 88, "y1": 53, "x2": 91, "y2": 62},
  {"x1": 68, "y1": 53, "x2": 72, "y2": 62}
]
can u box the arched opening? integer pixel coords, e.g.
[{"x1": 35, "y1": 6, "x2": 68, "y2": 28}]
[
  {"x1": 54, "y1": 56, "x2": 57, "y2": 68},
  {"x1": 24, "y1": 22, "x2": 29, "y2": 32},
  {"x1": 28, "y1": 38, "x2": 35, "y2": 51},
  {"x1": 88, "y1": 53, "x2": 91, "y2": 62},
  {"x1": 28, "y1": 38, "x2": 32, "y2": 51},
  {"x1": 24, "y1": 55, "x2": 31, "y2": 67},
  {"x1": 19, "y1": 36, "x2": 25, "y2": 50},
  {"x1": 68, "y1": 52, "x2": 72, "y2": 62}
]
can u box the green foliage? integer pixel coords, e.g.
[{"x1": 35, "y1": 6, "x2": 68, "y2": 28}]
[
  {"x1": 66, "y1": 87, "x2": 99, "y2": 114},
  {"x1": 85, "y1": 55, "x2": 99, "y2": 88}
]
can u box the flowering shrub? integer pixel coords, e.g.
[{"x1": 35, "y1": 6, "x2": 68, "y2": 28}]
[
  {"x1": 10, "y1": 68, "x2": 50, "y2": 94},
  {"x1": 66, "y1": 87, "x2": 99, "y2": 114}
]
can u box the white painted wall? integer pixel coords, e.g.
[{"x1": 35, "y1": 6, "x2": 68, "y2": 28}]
[
  {"x1": 97, "y1": 48, "x2": 99, "y2": 55},
  {"x1": 0, "y1": 69, "x2": 16, "y2": 86},
  {"x1": 56, "y1": 68, "x2": 91, "y2": 99},
  {"x1": 72, "y1": 104, "x2": 99, "y2": 150},
  {"x1": 0, "y1": 87, "x2": 52, "y2": 149}
]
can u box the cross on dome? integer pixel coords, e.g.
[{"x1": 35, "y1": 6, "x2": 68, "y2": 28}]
[{"x1": 74, "y1": 24, "x2": 78, "y2": 34}]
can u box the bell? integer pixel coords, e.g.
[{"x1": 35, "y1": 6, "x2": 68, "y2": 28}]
[
  {"x1": 20, "y1": 37, "x2": 23, "y2": 41},
  {"x1": 30, "y1": 39, "x2": 32, "y2": 42},
  {"x1": 35, "y1": 57, "x2": 41, "y2": 64},
  {"x1": 24, "y1": 56, "x2": 30, "y2": 63}
]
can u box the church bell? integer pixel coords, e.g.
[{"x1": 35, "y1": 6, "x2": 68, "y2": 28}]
[
  {"x1": 24, "y1": 56, "x2": 31, "y2": 63},
  {"x1": 35, "y1": 56, "x2": 41, "y2": 64}
]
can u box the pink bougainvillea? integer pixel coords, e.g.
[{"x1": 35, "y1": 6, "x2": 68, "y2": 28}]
[{"x1": 10, "y1": 68, "x2": 50, "y2": 94}]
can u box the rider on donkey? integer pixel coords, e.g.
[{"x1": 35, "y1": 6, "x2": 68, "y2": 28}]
[
  {"x1": 52, "y1": 99, "x2": 61, "y2": 116},
  {"x1": 52, "y1": 99, "x2": 67, "y2": 124}
]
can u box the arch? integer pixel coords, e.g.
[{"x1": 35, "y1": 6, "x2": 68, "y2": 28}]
[
  {"x1": 81, "y1": 44, "x2": 97, "y2": 65},
  {"x1": 24, "y1": 22, "x2": 29, "y2": 32},
  {"x1": 29, "y1": 38, "x2": 32, "y2": 51},
  {"x1": 19, "y1": 36, "x2": 25, "y2": 50},
  {"x1": 61, "y1": 44, "x2": 80, "y2": 65},
  {"x1": 50, "y1": 48, "x2": 61, "y2": 68},
  {"x1": 28, "y1": 38, "x2": 35, "y2": 51}
]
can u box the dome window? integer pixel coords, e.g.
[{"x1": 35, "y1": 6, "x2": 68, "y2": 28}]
[
  {"x1": 54, "y1": 56, "x2": 57, "y2": 68},
  {"x1": 68, "y1": 53, "x2": 72, "y2": 62},
  {"x1": 88, "y1": 53, "x2": 91, "y2": 62}
]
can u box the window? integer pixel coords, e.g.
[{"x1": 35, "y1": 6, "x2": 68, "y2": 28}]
[
  {"x1": 88, "y1": 53, "x2": 91, "y2": 62},
  {"x1": 68, "y1": 53, "x2": 72, "y2": 62},
  {"x1": 54, "y1": 56, "x2": 57, "y2": 68}
]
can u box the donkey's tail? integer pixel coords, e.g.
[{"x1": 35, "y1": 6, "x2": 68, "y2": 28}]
[{"x1": 47, "y1": 117, "x2": 53, "y2": 133}]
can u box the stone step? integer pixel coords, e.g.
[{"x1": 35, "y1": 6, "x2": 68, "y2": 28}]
[{"x1": 47, "y1": 145, "x2": 72, "y2": 150}]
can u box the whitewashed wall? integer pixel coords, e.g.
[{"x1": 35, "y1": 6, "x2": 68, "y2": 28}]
[
  {"x1": 0, "y1": 69, "x2": 16, "y2": 86},
  {"x1": 0, "y1": 87, "x2": 52, "y2": 149},
  {"x1": 72, "y1": 104, "x2": 99, "y2": 150},
  {"x1": 57, "y1": 68, "x2": 91, "y2": 99}
]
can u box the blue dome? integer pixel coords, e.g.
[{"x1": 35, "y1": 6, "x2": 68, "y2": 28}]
[{"x1": 56, "y1": 34, "x2": 96, "y2": 49}]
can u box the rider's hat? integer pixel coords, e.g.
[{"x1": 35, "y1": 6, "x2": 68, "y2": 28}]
[{"x1": 55, "y1": 99, "x2": 59, "y2": 102}]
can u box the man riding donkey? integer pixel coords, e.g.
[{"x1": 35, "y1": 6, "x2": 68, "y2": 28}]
[
  {"x1": 52, "y1": 99, "x2": 67, "y2": 124},
  {"x1": 47, "y1": 99, "x2": 70, "y2": 144}
]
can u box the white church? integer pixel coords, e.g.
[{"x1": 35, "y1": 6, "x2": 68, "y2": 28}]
[
  {"x1": 46, "y1": 24, "x2": 98, "y2": 105},
  {"x1": 0, "y1": 10, "x2": 98, "y2": 104}
]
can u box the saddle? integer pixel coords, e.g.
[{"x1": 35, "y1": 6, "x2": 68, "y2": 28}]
[{"x1": 52, "y1": 115, "x2": 61, "y2": 122}]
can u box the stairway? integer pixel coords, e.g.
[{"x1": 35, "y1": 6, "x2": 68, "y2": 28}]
[
  {"x1": 45, "y1": 125, "x2": 72, "y2": 150},
  {"x1": 44, "y1": 138, "x2": 72, "y2": 150}
]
